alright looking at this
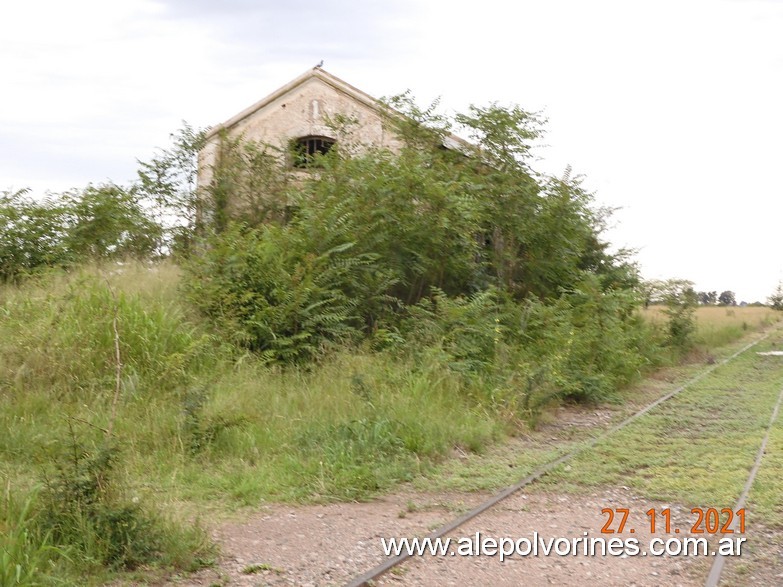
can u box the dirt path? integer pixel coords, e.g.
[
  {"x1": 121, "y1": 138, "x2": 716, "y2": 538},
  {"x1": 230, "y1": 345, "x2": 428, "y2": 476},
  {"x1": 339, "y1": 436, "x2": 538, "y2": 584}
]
[{"x1": 170, "y1": 486, "x2": 716, "y2": 586}]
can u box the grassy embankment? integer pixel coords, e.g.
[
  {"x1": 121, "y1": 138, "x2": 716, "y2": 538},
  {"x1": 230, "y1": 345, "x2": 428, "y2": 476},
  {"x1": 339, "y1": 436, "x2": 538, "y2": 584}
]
[
  {"x1": 1, "y1": 263, "x2": 779, "y2": 584},
  {"x1": 1, "y1": 262, "x2": 500, "y2": 583}
]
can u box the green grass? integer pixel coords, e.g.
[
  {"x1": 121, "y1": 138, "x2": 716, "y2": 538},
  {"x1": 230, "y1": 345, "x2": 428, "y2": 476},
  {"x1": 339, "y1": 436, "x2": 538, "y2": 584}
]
[
  {"x1": 721, "y1": 352, "x2": 783, "y2": 584},
  {"x1": 414, "y1": 328, "x2": 778, "y2": 495},
  {"x1": 416, "y1": 437, "x2": 565, "y2": 493},
  {"x1": 538, "y1": 335, "x2": 783, "y2": 509},
  {"x1": 0, "y1": 263, "x2": 500, "y2": 503},
  {"x1": 0, "y1": 491, "x2": 64, "y2": 587},
  {"x1": 2, "y1": 262, "x2": 780, "y2": 583},
  {"x1": 749, "y1": 416, "x2": 783, "y2": 527},
  {"x1": 149, "y1": 353, "x2": 501, "y2": 505},
  {"x1": 0, "y1": 263, "x2": 503, "y2": 582}
]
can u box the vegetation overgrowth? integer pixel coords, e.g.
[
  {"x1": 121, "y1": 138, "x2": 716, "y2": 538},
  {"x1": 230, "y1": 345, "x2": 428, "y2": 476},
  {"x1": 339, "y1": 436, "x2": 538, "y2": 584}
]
[
  {"x1": 542, "y1": 332, "x2": 783, "y2": 511},
  {"x1": 2, "y1": 97, "x2": 781, "y2": 583}
]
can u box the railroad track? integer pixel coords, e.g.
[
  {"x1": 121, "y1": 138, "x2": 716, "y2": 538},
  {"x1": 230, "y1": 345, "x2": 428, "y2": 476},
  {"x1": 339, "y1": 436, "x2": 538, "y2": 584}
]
[{"x1": 345, "y1": 328, "x2": 783, "y2": 587}]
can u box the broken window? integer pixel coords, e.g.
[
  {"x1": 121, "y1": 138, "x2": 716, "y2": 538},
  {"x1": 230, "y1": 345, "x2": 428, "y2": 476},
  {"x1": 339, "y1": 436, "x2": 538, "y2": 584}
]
[{"x1": 291, "y1": 135, "x2": 335, "y2": 168}]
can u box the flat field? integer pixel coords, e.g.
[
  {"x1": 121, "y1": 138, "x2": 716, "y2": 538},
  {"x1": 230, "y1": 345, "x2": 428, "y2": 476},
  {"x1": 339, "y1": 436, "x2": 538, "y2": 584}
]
[{"x1": 642, "y1": 304, "x2": 780, "y2": 348}]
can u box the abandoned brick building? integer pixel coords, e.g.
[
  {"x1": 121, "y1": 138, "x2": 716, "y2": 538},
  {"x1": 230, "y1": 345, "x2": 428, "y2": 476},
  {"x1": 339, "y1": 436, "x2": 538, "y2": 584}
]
[{"x1": 197, "y1": 67, "x2": 467, "y2": 187}]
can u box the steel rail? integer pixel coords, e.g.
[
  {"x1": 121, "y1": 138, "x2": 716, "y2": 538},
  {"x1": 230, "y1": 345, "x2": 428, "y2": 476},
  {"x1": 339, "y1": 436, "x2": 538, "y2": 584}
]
[
  {"x1": 345, "y1": 332, "x2": 772, "y2": 587},
  {"x1": 704, "y1": 376, "x2": 783, "y2": 586}
]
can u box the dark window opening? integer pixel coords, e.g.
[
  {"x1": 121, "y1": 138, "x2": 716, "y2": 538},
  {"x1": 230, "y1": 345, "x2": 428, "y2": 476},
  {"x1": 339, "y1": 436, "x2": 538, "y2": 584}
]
[{"x1": 292, "y1": 136, "x2": 335, "y2": 168}]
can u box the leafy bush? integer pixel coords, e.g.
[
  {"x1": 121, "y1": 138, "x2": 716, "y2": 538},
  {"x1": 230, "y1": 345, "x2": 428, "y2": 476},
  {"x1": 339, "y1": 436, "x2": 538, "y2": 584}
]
[
  {"x1": 62, "y1": 184, "x2": 161, "y2": 260},
  {"x1": 403, "y1": 288, "x2": 504, "y2": 375},
  {"x1": 0, "y1": 185, "x2": 161, "y2": 283},
  {"x1": 0, "y1": 189, "x2": 71, "y2": 283},
  {"x1": 183, "y1": 224, "x2": 381, "y2": 362},
  {"x1": 36, "y1": 437, "x2": 211, "y2": 574},
  {"x1": 546, "y1": 279, "x2": 655, "y2": 402},
  {"x1": 663, "y1": 286, "x2": 698, "y2": 353}
]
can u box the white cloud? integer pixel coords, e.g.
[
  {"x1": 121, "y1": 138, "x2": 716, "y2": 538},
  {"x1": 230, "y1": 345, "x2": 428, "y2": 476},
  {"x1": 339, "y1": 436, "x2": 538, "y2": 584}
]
[{"x1": 1, "y1": 0, "x2": 781, "y2": 300}]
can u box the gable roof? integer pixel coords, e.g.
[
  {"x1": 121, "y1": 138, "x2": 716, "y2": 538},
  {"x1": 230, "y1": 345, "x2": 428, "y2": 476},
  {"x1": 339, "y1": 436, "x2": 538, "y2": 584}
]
[
  {"x1": 204, "y1": 68, "x2": 473, "y2": 153},
  {"x1": 205, "y1": 68, "x2": 392, "y2": 141}
]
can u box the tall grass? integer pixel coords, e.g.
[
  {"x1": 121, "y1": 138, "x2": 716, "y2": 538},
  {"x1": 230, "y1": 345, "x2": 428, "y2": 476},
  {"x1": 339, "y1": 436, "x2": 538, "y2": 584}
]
[
  {"x1": 0, "y1": 264, "x2": 502, "y2": 580},
  {"x1": 641, "y1": 305, "x2": 780, "y2": 350},
  {"x1": 1, "y1": 263, "x2": 217, "y2": 583},
  {"x1": 0, "y1": 490, "x2": 63, "y2": 587},
  {"x1": 157, "y1": 349, "x2": 501, "y2": 505}
]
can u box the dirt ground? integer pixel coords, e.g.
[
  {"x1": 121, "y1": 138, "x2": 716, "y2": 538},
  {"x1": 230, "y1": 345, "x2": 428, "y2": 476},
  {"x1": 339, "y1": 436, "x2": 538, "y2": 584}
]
[
  {"x1": 168, "y1": 484, "x2": 762, "y2": 587},
  {"x1": 161, "y1": 367, "x2": 782, "y2": 587}
]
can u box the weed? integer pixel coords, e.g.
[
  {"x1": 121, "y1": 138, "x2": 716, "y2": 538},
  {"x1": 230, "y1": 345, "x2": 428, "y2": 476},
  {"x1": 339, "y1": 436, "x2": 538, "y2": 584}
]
[
  {"x1": 182, "y1": 387, "x2": 248, "y2": 455},
  {"x1": 2, "y1": 262, "x2": 778, "y2": 584},
  {"x1": 241, "y1": 562, "x2": 281, "y2": 574},
  {"x1": 0, "y1": 490, "x2": 64, "y2": 587},
  {"x1": 390, "y1": 565, "x2": 408, "y2": 577},
  {"x1": 39, "y1": 440, "x2": 163, "y2": 570}
]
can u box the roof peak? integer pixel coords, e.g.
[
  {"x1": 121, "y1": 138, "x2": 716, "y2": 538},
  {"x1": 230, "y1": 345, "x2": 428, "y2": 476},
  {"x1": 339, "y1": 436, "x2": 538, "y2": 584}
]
[{"x1": 205, "y1": 68, "x2": 385, "y2": 140}]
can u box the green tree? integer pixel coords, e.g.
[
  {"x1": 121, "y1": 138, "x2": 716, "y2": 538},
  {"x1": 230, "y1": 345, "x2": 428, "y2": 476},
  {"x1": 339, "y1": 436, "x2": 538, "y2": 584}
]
[
  {"x1": 0, "y1": 188, "x2": 71, "y2": 282},
  {"x1": 718, "y1": 290, "x2": 736, "y2": 306},
  {"x1": 136, "y1": 123, "x2": 208, "y2": 254},
  {"x1": 455, "y1": 103, "x2": 545, "y2": 171},
  {"x1": 205, "y1": 132, "x2": 292, "y2": 231},
  {"x1": 661, "y1": 279, "x2": 697, "y2": 351},
  {"x1": 768, "y1": 283, "x2": 783, "y2": 310},
  {"x1": 63, "y1": 183, "x2": 161, "y2": 259},
  {"x1": 187, "y1": 98, "x2": 644, "y2": 363}
]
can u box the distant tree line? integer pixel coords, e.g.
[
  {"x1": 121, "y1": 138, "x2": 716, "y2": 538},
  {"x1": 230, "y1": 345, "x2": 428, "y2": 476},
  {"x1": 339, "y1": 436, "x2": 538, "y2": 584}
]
[
  {"x1": 639, "y1": 280, "x2": 742, "y2": 308},
  {"x1": 0, "y1": 124, "x2": 206, "y2": 283},
  {"x1": 696, "y1": 290, "x2": 737, "y2": 306}
]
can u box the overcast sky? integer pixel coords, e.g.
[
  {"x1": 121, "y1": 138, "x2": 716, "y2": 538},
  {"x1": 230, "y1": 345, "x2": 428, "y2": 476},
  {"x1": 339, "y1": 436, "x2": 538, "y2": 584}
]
[{"x1": 2, "y1": 0, "x2": 781, "y2": 302}]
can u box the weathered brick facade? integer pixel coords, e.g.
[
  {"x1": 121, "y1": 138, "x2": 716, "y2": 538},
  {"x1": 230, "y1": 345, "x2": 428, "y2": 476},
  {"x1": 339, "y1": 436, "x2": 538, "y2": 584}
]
[{"x1": 197, "y1": 68, "x2": 405, "y2": 188}]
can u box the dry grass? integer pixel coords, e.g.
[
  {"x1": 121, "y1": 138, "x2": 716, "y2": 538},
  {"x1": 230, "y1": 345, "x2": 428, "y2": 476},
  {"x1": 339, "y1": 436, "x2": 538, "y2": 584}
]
[
  {"x1": 642, "y1": 304, "x2": 776, "y2": 326},
  {"x1": 641, "y1": 304, "x2": 781, "y2": 349}
]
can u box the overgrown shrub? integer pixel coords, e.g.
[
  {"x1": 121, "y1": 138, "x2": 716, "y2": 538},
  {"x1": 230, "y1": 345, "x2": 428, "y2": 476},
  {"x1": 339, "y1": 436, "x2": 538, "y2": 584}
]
[
  {"x1": 184, "y1": 99, "x2": 658, "y2": 422},
  {"x1": 39, "y1": 443, "x2": 163, "y2": 571},
  {"x1": 496, "y1": 279, "x2": 658, "y2": 410},
  {"x1": 663, "y1": 285, "x2": 698, "y2": 353},
  {"x1": 0, "y1": 189, "x2": 71, "y2": 283},
  {"x1": 403, "y1": 288, "x2": 504, "y2": 375},
  {"x1": 36, "y1": 437, "x2": 212, "y2": 574},
  {"x1": 0, "y1": 268, "x2": 216, "y2": 398},
  {"x1": 0, "y1": 185, "x2": 162, "y2": 283},
  {"x1": 400, "y1": 278, "x2": 659, "y2": 414},
  {"x1": 183, "y1": 224, "x2": 384, "y2": 362}
]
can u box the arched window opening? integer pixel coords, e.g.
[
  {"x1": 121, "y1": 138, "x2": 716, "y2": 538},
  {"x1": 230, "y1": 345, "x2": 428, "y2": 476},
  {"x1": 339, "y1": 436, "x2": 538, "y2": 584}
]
[{"x1": 291, "y1": 135, "x2": 335, "y2": 168}]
